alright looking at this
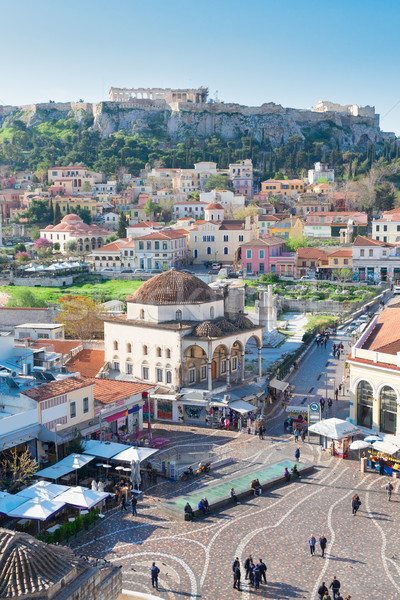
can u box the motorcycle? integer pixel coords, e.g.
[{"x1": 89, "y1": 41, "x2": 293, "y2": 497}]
[
  {"x1": 197, "y1": 462, "x2": 211, "y2": 475},
  {"x1": 179, "y1": 466, "x2": 194, "y2": 481}
]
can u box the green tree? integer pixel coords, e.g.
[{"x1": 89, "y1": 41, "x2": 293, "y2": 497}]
[
  {"x1": 30, "y1": 226, "x2": 41, "y2": 241},
  {"x1": 14, "y1": 243, "x2": 26, "y2": 255},
  {"x1": 117, "y1": 212, "x2": 128, "y2": 238},
  {"x1": 64, "y1": 240, "x2": 79, "y2": 253},
  {"x1": 105, "y1": 233, "x2": 118, "y2": 244},
  {"x1": 7, "y1": 289, "x2": 46, "y2": 308},
  {"x1": 54, "y1": 242, "x2": 60, "y2": 251},
  {"x1": 82, "y1": 182, "x2": 92, "y2": 192},
  {"x1": 76, "y1": 207, "x2": 92, "y2": 225},
  {"x1": 205, "y1": 174, "x2": 232, "y2": 191},
  {"x1": 375, "y1": 182, "x2": 396, "y2": 211},
  {"x1": 334, "y1": 268, "x2": 353, "y2": 286},
  {"x1": 143, "y1": 199, "x2": 157, "y2": 217},
  {"x1": 22, "y1": 199, "x2": 50, "y2": 224},
  {"x1": 54, "y1": 203, "x2": 62, "y2": 225},
  {"x1": 285, "y1": 237, "x2": 310, "y2": 252},
  {"x1": 49, "y1": 200, "x2": 54, "y2": 223}
]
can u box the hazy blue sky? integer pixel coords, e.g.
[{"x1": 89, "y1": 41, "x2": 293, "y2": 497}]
[{"x1": 2, "y1": 0, "x2": 400, "y2": 133}]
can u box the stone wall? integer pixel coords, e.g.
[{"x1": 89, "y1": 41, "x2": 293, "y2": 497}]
[
  {"x1": 54, "y1": 565, "x2": 122, "y2": 600},
  {"x1": 0, "y1": 307, "x2": 58, "y2": 330},
  {"x1": 13, "y1": 275, "x2": 75, "y2": 287}
]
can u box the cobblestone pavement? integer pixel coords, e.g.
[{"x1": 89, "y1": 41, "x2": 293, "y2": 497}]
[{"x1": 70, "y1": 329, "x2": 400, "y2": 599}]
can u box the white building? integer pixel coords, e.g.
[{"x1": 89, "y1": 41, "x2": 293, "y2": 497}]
[
  {"x1": 133, "y1": 230, "x2": 188, "y2": 271},
  {"x1": 372, "y1": 208, "x2": 400, "y2": 244},
  {"x1": 103, "y1": 270, "x2": 263, "y2": 423},
  {"x1": 348, "y1": 306, "x2": 400, "y2": 443},
  {"x1": 200, "y1": 190, "x2": 245, "y2": 215},
  {"x1": 229, "y1": 159, "x2": 253, "y2": 197},
  {"x1": 14, "y1": 323, "x2": 65, "y2": 341},
  {"x1": 352, "y1": 235, "x2": 400, "y2": 282},
  {"x1": 308, "y1": 162, "x2": 335, "y2": 185},
  {"x1": 173, "y1": 201, "x2": 208, "y2": 220},
  {"x1": 126, "y1": 221, "x2": 163, "y2": 239}
]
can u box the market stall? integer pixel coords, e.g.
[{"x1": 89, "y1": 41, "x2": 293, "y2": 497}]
[
  {"x1": 308, "y1": 418, "x2": 360, "y2": 458},
  {"x1": 366, "y1": 441, "x2": 400, "y2": 476},
  {"x1": 284, "y1": 405, "x2": 308, "y2": 433}
]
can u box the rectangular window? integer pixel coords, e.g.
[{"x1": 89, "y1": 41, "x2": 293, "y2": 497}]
[
  {"x1": 142, "y1": 366, "x2": 149, "y2": 380},
  {"x1": 163, "y1": 243, "x2": 168, "y2": 250},
  {"x1": 156, "y1": 368, "x2": 163, "y2": 382},
  {"x1": 126, "y1": 363, "x2": 133, "y2": 374},
  {"x1": 83, "y1": 397, "x2": 89, "y2": 413},
  {"x1": 231, "y1": 356, "x2": 238, "y2": 371},
  {"x1": 223, "y1": 235, "x2": 229, "y2": 242},
  {"x1": 376, "y1": 225, "x2": 380, "y2": 232},
  {"x1": 259, "y1": 250, "x2": 264, "y2": 259},
  {"x1": 221, "y1": 360, "x2": 226, "y2": 374},
  {"x1": 155, "y1": 241, "x2": 159, "y2": 249},
  {"x1": 239, "y1": 235, "x2": 244, "y2": 242},
  {"x1": 369, "y1": 249, "x2": 373, "y2": 257},
  {"x1": 246, "y1": 250, "x2": 252, "y2": 259},
  {"x1": 139, "y1": 242, "x2": 144, "y2": 250},
  {"x1": 383, "y1": 225, "x2": 387, "y2": 232},
  {"x1": 70, "y1": 401, "x2": 76, "y2": 419},
  {"x1": 344, "y1": 259, "x2": 348, "y2": 265},
  {"x1": 200, "y1": 365, "x2": 207, "y2": 380},
  {"x1": 113, "y1": 361, "x2": 120, "y2": 371},
  {"x1": 189, "y1": 368, "x2": 195, "y2": 383},
  {"x1": 397, "y1": 225, "x2": 400, "y2": 232},
  {"x1": 259, "y1": 263, "x2": 265, "y2": 273},
  {"x1": 147, "y1": 241, "x2": 151, "y2": 249},
  {"x1": 360, "y1": 249, "x2": 365, "y2": 257}
]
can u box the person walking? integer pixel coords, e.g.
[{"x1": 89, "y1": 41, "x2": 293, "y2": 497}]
[
  {"x1": 379, "y1": 456, "x2": 385, "y2": 476},
  {"x1": 301, "y1": 428, "x2": 306, "y2": 443},
  {"x1": 294, "y1": 427, "x2": 299, "y2": 442},
  {"x1": 244, "y1": 555, "x2": 252, "y2": 580},
  {"x1": 352, "y1": 494, "x2": 361, "y2": 515},
  {"x1": 258, "y1": 424, "x2": 264, "y2": 440},
  {"x1": 232, "y1": 557, "x2": 239, "y2": 572},
  {"x1": 308, "y1": 534, "x2": 316, "y2": 556},
  {"x1": 295, "y1": 447, "x2": 300, "y2": 461},
  {"x1": 121, "y1": 494, "x2": 128, "y2": 512},
  {"x1": 319, "y1": 534, "x2": 327, "y2": 558},
  {"x1": 151, "y1": 562, "x2": 160, "y2": 590},
  {"x1": 131, "y1": 494, "x2": 137, "y2": 516},
  {"x1": 318, "y1": 581, "x2": 328, "y2": 599},
  {"x1": 385, "y1": 481, "x2": 393, "y2": 501},
  {"x1": 259, "y1": 559, "x2": 267, "y2": 584},
  {"x1": 233, "y1": 562, "x2": 241, "y2": 591},
  {"x1": 254, "y1": 562, "x2": 261, "y2": 589},
  {"x1": 320, "y1": 397, "x2": 325, "y2": 412},
  {"x1": 329, "y1": 576, "x2": 341, "y2": 600},
  {"x1": 335, "y1": 387, "x2": 339, "y2": 402}
]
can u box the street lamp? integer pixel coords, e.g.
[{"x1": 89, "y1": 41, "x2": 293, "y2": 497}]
[
  {"x1": 54, "y1": 423, "x2": 60, "y2": 462},
  {"x1": 99, "y1": 409, "x2": 107, "y2": 441}
]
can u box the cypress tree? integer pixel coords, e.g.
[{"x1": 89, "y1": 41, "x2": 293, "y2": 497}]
[
  {"x1": 54, "y1": 203, "x2": 62, "y2": 225},
  {"x1": 66, "y1": 204, "x2": 70, "y2": 214},
  {"x1": 118, "y1": 212, "x2": 127, "y2": 239},
  {"x1": 49, "y1": 200, "x2": 54, "y2": 223}
]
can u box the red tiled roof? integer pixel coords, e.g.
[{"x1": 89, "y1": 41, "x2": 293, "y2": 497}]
[
  {"x1": 93, "y1": 241, "x2": 127, "y2": 252},
  {"x1": 138, "y1": 230, "x2": 186, "y2": 241},
  {"x1": 127, "y1": 221, "x2": 160, "y2": 228},
  {"x1": 347, "y1": 356, "x2": 400, "y2": 372},
  {"x1": 361, "y1": 308, "x2": 400, "y2": 355},
  {"x1": 205, "y1": 203, "x2": 224, "y2": 210},
  {"x1": 296, "y1": 247, "x2": 327, "y2": 259},
  {"x1": 240, "y1": 236, "x2": 286, "y2": 247},
  {"x1": 88, "y1": 378, "x2": 154, "y2": 404},
  {"x1": 353, "y1": 235, "x2": 394, "y2": 247},
  {"x1": 21, "y1": 376, "x2": 93, "y2": 402},
  {"x1": 329, "y1": 249, "x2": 353, "y2": 258},
  {"x1": 66, "y1": 349, "x2": 106, "y2": 377},
  {"x1": 30, "y1": 340, "x2": 82, "y2": 355}
]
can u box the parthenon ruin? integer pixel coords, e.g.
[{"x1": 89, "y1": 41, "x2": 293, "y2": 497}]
[{"x1": 108, "y1": 86, "x2": 208, "y2": 107}]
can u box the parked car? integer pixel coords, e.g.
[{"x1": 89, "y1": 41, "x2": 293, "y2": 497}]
[
  {"x1": 101, "y1": 268, "x2": 114, "y2": 272},
  {"x1": 121, "y1": 268, "x2": 133, "y2": 273},
  {"x1": 208, "y1": 269, "x2": 220, "y2": 275},
  {"x1": 180, "y1": 269, "x2": 195, "y2": 275},
  {"x1": 150, "y1": 269, "x2": 163, "y2": 274},
  {"x1": 357, "y1": 315, "x2": 370, "y2": 322},
  {"x1": 134, "y1": 268, "x2": 145, "y2": 274},
  {"x1": 227, "y1": 271, "x2": 239, "y2": 278},
  {"x1": 394, "y1": 285, "x2": 400, "y2": 294}
]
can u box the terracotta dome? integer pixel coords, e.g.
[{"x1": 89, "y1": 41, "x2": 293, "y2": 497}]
[
  {"x1": 214, "y1": 317, "x2": 239, "y2": 332},
  {"x1": 128, "y1": 269, "x2": 221, "y2": 305},
  {"x1": 205, "y1": 203, "x2": 224, "y2": 210},
  {"x1": 0, "y1": 528, "x2": 78, "y2": 598},
  {"x1": 62, "y1": 213, "x2": 82, "y2": 223},
  {"x1": 195, "y1": 321, "x2": 223, "y2": 337}
]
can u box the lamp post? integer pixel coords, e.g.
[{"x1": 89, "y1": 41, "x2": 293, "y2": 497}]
[
  {"x1": 54, "y1": 423, "x2": 60, "y2": 462},
  {"x1": 99, "y1": 409, "x2": 106, "y2": 441}
]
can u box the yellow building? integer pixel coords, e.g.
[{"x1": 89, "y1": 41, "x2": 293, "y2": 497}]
[
  {"x1": 326, "y1": 249, "x2": 352, "y2": 270},
  {"x1": 53, "y1": 196, "x2": 103, "y2": 218},
  {"x1": 269, "y1": 217, "x2": 304, "y2": 240},
  {"x1": 261, "y1": 179, "x2": 305, "y2": 196}
]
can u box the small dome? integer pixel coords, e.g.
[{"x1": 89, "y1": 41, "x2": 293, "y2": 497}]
[
  {"x1": 128, "y1": 269, "x2": 221, "y2": 305},
  {"x1": 62, "y1": 214, "x2": 83, "y2": 223},
  {"x1": 234, "y1": 315, "x2": 254, "y2": 329},
  {"x1": 214, "y1": 317, "x2": 239, "y2": 332},
  {"x1": 0, "y1": 528, "x2": 78, "y2": 598},
  {"x1": 195, "y1": 321, "x2": 223, "y2": 337},
  {"x1": 205, "y1": 203, "x2": 224, "y2": 210}
]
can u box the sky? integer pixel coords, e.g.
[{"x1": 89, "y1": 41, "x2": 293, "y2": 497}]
[{"x1": 1, "y1": 0, "x2": 400, "y2": 134}]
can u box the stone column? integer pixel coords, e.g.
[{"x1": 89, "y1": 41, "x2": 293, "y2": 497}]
[
  {"x1": 207, "y1": 361, "x2": 213, "y2": 391},
  {"x1": 240, "y1": 351, "x2": 245, "y2": 381},
  {"x1": 258, "y1": 347, "x2": 262, "y2": 378},
  {"x1": 226, "y1": 355, "x2": 231, "y2": 386}
]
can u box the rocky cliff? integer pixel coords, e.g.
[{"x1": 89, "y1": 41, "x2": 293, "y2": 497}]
[{"x1": 0, "y1": 99, "x2": 396, "y2": 149}]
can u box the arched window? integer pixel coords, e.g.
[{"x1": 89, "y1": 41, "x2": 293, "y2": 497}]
[
  {"x1": 206, "y1": 246, "x2": 212, "y2": 255},
  {"x1": 210, "y1": 306, "x2": 214, "y2": 318},
  {"x1": 143, "y1": 344, "x2": 148, "y2": 355},
  {"x1": 176, "y1": 310, "x2": 182, "y2": 321},
  {"x1": 193, "y1": 249, "x2": 198, "y2": 258},
  {"x1": 113, "y1": 341, "x2": 118, "y2": 351},
  {"x1": 140, "y1": 309, "x2": 145, "y2": 319},
  {"x1": 165, "y1": 348, "x2": 171, "y2": 359},
  {"x1": 156, "y1": 347, "x2": 162, "y2": 358},
  {"x1": 356, "y1": 380, "x2": 373, "y2": 428},
  {"x1": 166, "y1": 371, "x2": 172, "y2": 384},
  {"x1": 223, "y1": 247, "x2": 229, "y2": 255},
  {"x1": 380, "y1": 386, "x2": 397, "y2": 434},
  {"x1": 127, "y1": 343, "x2": 132, "y2": 353}
]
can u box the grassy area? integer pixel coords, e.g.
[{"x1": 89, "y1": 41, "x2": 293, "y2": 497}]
[
  {"x1": 1, "y1": 279, "x2": 145, "y2": 306},
  {"x1": 305, "y1": 314, "x2": 338, "y2": 334}
]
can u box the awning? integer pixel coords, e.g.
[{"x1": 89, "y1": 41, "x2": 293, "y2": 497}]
[
  {"x1": 82, "y1": 439, "x2": 128, "y2": 460},
  {"x1": 372, "y1": 441, "x2": 399, "y2": 455},
  {"x1": 58, "y1": 453, "x2": 95, "y2": 469},
  {"x1": 229, "y1": 399, "x2": 256, "y2": 414},
  {"x1": 16, "y1": 481, "x2": 70, "y2": 501},
  {"x1": 269, "y1": 378, "x2": 289, "y2": 392},
  {"x1": 35, "y1": 464, "x2": 75, "y2": 480},
  {"x1": 111, "y1": 447, "x2": 158, "y2": 463},
  {"x1": 308, "y1": 418, "x2": 360, "y2": 440}
]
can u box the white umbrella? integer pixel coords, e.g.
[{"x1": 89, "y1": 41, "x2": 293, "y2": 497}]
[
  {"x1": 308, "y1": 418, "x2": 360, "y2": 440},
  {"x1": 364, "y1": 435, "x2": 383, "y2": 443},
  {"x1": 55, "y1": 486, "x2": 110, "y2": 509},
  {"x1": 349, "y1": 440, "x2": 371, "y2": 450},
  {"x1": 372, "y1": 441, "x2": 399, "y2": 455},
  {"x1": 7, "y1": 497, "x2": 65, "y2": 521},
  {"x1": 0, "y1": 492, "x2": 28, "y2": 515}
]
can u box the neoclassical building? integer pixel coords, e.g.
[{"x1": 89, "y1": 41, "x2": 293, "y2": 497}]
[
  {"x1": 348, "y1": 306, "x2": 400, "y2": 443},
  {"x1": 103, "y1": 270, "x2": 263, "y2": 422},
  {"x1": 41, "y1": 214, "x2": 110, "y2": 252}
]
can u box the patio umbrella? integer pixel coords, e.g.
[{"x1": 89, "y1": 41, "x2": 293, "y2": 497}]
[
  {"x1": 349, "y1": 440, "x2": 371, "y2": 451},
  {"x1": 0, "y1": 492, "x2": 28, "y2": 515},
  {"x1": 7, "y1": 497, "x2": 66, "y2": 521},
  {"x1": 372, "y1": 441, "x2": 399, "y2": 455},
  {"x1": 308, "y1": 418, "x2": 360, "y2": 440},
  {"x1": 55, "y1": 486, "x2": 110, "y2": 510},
  {"x1": 364, "y1": 435, "x2": 383, "y2": 443}
]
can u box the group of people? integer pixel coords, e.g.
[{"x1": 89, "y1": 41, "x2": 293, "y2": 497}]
[
  {"x1": 318, "y1": 576, "x2": 351, "y2": 600},
  {"x1": 184, "y1": 497, "x2": 210, "y2": 520},
  {"x1": 294, "y1": 426, "x2": 306, "y2": 442},
  {"x1": 332, "y1": 342, "x2": 344, "y2": 360},
  {"x1": 232, "y1": 555, "x2": 267, "y2": 591},
  {"x1": 308, "y1": 534, "x2": 327, "y2": 557},
  {"x1": 250, "y1": 478, "x2": 263, "y2": 496},
  {"x1": 284, "y1": 464, "x2": 299, "y2": 482}
]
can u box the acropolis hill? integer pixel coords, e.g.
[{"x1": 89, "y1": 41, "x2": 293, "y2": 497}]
[{"x1": 0, "y1": 87, "x2": 395, "y2": 149}]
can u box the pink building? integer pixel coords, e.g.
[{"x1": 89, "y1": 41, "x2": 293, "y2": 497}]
[{"x1": 239, "y1": 237, "x2": 295, "y2": 277}]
